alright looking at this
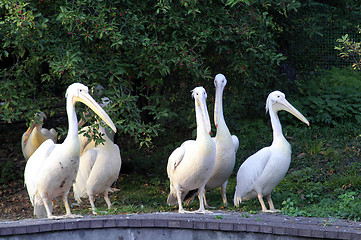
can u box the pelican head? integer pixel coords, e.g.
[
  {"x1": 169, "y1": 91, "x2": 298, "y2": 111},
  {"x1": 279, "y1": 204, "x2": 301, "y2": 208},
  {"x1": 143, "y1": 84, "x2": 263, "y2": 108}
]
[
  {"x1": 23, "y1": 112, "x2": 48, "y2": 144},
  {"x1": 266, "y1": 90, "x2": 309, "y2": 126},
  {"x1": 214, "y1": 73, "x2": 227, "y2": 128},
  {"x1": 66, "y1": 83, "x2": 117, "y2": 132},
  {"x1": 214, "y1": 73, "x2": 227, "y2": 89},
  {"x1": 191, "y1": 87, "x2": 211, "y2": 134}
]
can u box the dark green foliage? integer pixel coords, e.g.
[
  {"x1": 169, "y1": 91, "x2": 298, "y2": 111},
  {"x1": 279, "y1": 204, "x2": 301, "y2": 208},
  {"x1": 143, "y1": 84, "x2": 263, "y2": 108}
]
[
  {"x1": 0, "y1": 0, "x2": 300, "y2": 145},
  {"x1": 293, "y1": 68, "x2": 361, "y2": 126}
]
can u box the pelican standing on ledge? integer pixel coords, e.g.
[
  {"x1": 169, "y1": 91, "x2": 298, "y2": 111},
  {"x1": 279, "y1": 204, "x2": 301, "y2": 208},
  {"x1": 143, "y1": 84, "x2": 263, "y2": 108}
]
[
  {"x1": 73, "y1": 103, "x2": 121, "y2": 214},
  {"x1": 167, "y1": 87, "x2": 216, "y2": 213},
  {"x1": 24, "y1": 83, "x2": 116, "y2": 219},
  {"x1": 21, "y1": 112, "x2": 57, "y2": 161},
  {"x1": 203, "y1": 74, "x2": 239, "y2": 207},
  {"x1": 234, "y1": 91, "x2": 309, "y2": 212}
]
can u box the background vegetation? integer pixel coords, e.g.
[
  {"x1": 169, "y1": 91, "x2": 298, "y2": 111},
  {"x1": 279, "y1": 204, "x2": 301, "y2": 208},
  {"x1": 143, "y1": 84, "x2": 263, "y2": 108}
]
[{"x1": 1, "y1": 0, "x2": 361, "y2": 221}]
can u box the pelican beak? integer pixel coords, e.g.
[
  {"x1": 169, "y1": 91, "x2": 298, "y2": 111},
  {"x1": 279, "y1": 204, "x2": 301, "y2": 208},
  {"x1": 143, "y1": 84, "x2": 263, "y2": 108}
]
[
  {"x1": 23, "y1": 125, "x2": 34, "y2": 143},
  {"x1": 74, "y1": 93, "x2": 117, "y2": 133},
  {"x1": 197, "y1": 97, "x2": 211, "y2": 135},
  {"x1": 276, "y1": 99, "x2": 310, "y2": 126}
]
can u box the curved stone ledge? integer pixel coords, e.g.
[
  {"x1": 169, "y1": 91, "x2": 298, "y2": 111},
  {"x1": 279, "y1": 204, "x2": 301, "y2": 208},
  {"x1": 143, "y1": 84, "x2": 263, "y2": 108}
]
[{"x1": 1, "y1": 211, "x2": 361, "y2": 240}]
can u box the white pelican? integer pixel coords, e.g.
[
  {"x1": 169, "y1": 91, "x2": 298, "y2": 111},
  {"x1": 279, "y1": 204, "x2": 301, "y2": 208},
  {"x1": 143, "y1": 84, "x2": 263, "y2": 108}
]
[
  {"x1": 73, "y1": 123, "x2": 121, "y2": 214},
  {"x1": 203, "y1": 74, "x2": 239, "y2": 207},
  {"x1": 24, "y1": 83, "x2": 116, "y2": 219},
  {"x1": 21, "y1": 112, "x2": 57, "y2": 161},
  {"x1": 167, "y1": 86, "x2": 216, "y2": 214},
  {"x1": 234, "y1": 91, "x2": 309, "y2": 212}
]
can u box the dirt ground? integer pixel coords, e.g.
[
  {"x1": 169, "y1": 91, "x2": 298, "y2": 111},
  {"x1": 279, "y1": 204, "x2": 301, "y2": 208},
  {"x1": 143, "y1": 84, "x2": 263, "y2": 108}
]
[{"x1": 0, "y1": 121, "x2": 34, "y2": 220}]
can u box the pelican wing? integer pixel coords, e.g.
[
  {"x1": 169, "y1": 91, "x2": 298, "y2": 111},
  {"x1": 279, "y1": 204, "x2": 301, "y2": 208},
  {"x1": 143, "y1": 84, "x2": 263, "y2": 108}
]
[
  {"x1": 167, "y1": 140, "x2": 194, "y2": 176},
  {"x1": 167, "y1": 146, "x2": 185, "y2": 176},
  {"x1": 232, "y1": 135, "x2": 239, "y2": 154},
  {"x1": 234, "y1": 147, "x2": 271, "y2": 206},
  {"x1": 73, "y1": 148, "x2": 98, "y2": 202},
  {"x1": 24, "y1": 139, "x2": 56, "y2": 205}
]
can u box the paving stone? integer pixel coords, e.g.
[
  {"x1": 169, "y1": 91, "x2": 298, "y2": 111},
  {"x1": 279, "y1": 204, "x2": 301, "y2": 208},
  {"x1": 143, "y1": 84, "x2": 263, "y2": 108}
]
[
  {"x1": 298, "y1": 228, "x2": 312, "y2": 237},
  {"x1": 312, "y1": 228, "x2": 325, "y2": 238},
  {"x1": 39, "y1": 223, "x2": 53, "y2": 232},
  {"x1": 193, "y1": 220, "x2": 207, "y2": 230},
  {"x1": 180, "y1": 219, "x2": 193, "y2": 229},
  {"x1": 338, "y1": 230, "x2": 351, "y2": 239},
  {"x1": 140, "y1": 219, "x2": 155, "y2": 228},
  {"x1": 259, "y1": 225, "x2": 273, "y2": 234},
  {"x1": 233, "y1": 223, "x2": 247, "y2": 232},
  {"x1": 77, "y1": 219, "x2": 91, "y2": 229},
  {"x1": 154, "y1": 219, "x2": 168, "y2": 228},
  {"x1": 272, "y1": 226, "x2": 285, "y2": 235},
  {"x1": 324, "y1": 229, "x2": 339, "y2": 239},
  {"x1": 26, "y1": 224, "x2": 40, "y2": 234},
  {"x1": 285, "y1": 226, "x2": 298, "y2": 236},
  {"x1": 206, "y1": 221, "x2": 220, "y2": 230},
  {"x1": 246, "y1": 223, "x2": 260, "y2": 232},
  {"x1": 52, "y1": 222, "x2": 65, "y2": 231},
  {"x1": 103, "y1": 219, "x2": 117, "y2": 228},
  {"x1": 13, "y1": 225, "x2": 27, "y2": 235},
  {"x1": 90, "y1": 219, "x2": 104, "y2": 228},
  {"x1": 128, "y1": 219, "x2": 141, "y2": 227},
  {"x1": 168, "y1": 220, "x2": 181, "y2": 228},
  {"x1": 220, "y1": 222, "x2": 233, "y2": 231},
  {"x1": 0, "y1": 227, "x2": 14, "y2": 235},
  {"x1": 115, "y1": 218, "x2": 129, "y2": 227}
]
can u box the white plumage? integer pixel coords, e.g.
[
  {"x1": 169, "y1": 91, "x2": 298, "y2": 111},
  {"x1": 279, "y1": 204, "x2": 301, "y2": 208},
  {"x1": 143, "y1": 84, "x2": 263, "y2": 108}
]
[
  {"x1": 203, "y1": 74, "x2": 239, "y2": 207},
  {"x1": 234, "y1": 91, "x2": 309, "y2": 212},
  {"x1": 21, "y1": 112, "x2": 57, "y2": 161},
  {"x1": 24, "y1": 83, "x2": 116, "y2": 219},
  {"x1": 167, "y1": 87, "x2": 216, "y2": 213},
  {"x1": 73, "y1": 122, "x2": 121, "y2": 214}
]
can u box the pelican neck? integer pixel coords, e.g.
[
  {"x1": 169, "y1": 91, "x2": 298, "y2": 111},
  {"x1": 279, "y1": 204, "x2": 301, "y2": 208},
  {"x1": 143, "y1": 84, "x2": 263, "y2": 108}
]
[
  {"x1": 269, "y1": 106, "x2": 286, "y2": 145},
  {"x1": 65, "y1": 97, "x2": 79, "y2": 141},
  {"x1": 195, "y1": 100, "x2": 209, "y2": 140},
  {"x1": 215, "y1": 86, "x2": 231, "y2": 138}
]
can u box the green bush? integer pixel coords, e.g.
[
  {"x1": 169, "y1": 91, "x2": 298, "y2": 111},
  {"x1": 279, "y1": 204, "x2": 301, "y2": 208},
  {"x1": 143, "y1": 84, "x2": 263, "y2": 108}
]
[
  {"x1": 293, "y1": 67, "x2": 361, "y2": 126},
  {"x1": 0, "y1": 0, "x2": 302, "y2": 146}
]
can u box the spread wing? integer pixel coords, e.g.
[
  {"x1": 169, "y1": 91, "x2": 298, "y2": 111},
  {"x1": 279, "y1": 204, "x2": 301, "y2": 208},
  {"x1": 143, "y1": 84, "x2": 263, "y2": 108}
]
[
  {"x1": 234, "y1": 147, "x2": 271, "y2": 206},
  {"x1": 24, "y1": 139, "x2": 56, "y2": 205}
]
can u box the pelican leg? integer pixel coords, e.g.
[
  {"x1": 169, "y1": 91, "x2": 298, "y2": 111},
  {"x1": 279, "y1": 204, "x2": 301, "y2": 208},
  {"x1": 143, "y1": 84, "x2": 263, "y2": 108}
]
[
  {"x1": 203, "y1": 193, "x2": 215, "y2": 209},
  {"x1": 221, "y1": 180, "x2": 228, "y2": 206},
  {"x1": 257, "y1": 193, "x2": 268, "y2": 212},
  {"x1": 195, "y1": 186, "x2": 213, "y2": 214},
  {"x1": 42, "y1": 197, "x2": 57, "y2": 219},
  {"x1": 267, "y1": 195, "x2": 280, "y2": 212},
  {"x1": 63, "y1": 194, "x2": 83, "y2": 218},
  {"x1": 89, "y1": 195, "x2": 97, "y2": 215},
  {"x1": 176, "y1": 185, "x2": 192, "y2": 213},
  {"x1": 104, "y1": 190, "x2": 112, "y2": 209}
]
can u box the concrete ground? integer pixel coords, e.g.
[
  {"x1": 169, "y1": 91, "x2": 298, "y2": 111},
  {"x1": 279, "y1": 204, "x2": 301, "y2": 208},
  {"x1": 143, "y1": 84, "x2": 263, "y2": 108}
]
[{"x1": 1, "y1": 211, "x2": 361, "y2": 239}]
